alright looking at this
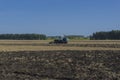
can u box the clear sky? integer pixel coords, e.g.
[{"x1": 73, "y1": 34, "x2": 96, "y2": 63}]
[{"x1": 0, "y1": 0, "x2": 120, "y2": 36}]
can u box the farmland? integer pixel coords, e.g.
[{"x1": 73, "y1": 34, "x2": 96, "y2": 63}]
[
  {"x1": 0, "y1": 40, "x2": 120, "y2": 51},
  {"x1": 0, "y1": 40, "x2": 120, "y2": 80}
]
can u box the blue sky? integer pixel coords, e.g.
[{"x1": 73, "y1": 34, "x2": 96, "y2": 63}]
[{"x1": 0, "y1": 0, "x2": 120, "y2": 36}]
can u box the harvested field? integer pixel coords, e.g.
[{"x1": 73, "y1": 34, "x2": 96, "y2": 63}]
[
  {"x1": 0, "y1": 40, "x2": 120, "y2": 51},
  {"x1": 0, "y1": 40, "x2": 120, "y2": 80}
]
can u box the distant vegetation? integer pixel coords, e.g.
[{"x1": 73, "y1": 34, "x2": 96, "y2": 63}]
[
  {"x1": 47, "y1": 35, "x2": 89, "y2": 40},
  {"x1": 0, "y1": 34, "x2": 89, "y2": 40},
  {"x1": 90, "y1": 30, "x2": 120, "y2": 40},
  {"x1": 0, "y1": 34, "x2": 46, "y2": 40},
  {"x1": 0, "y1": 30, "x2": 120, "y2": 40}
]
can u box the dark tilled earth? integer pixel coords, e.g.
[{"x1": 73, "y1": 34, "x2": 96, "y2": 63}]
[{"x1": 0, "y1": 50, "x2": 120, "y2": 80}]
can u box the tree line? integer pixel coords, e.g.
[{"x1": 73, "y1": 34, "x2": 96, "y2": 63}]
[
  {"x1": 90, "y1": 30, "x2": 120, "y2": 40},
  {"x1": 0, "y1": 34, "x2": 46, "y2": 40},
  {"x1": 0, "y1": 30, "x2": 120, "y2": 40}
]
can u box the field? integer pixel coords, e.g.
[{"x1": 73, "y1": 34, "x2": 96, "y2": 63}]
[
  {"x1": 0, "y1": 40, "x2": 120, "y2": 80},
  {"x1": 0, "y1": 40, "x2": 120, "y2": 51}
]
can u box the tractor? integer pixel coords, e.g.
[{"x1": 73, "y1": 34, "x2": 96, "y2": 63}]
[{"x1": 49, "y1": 36, "x2": 68, "y2": 44}]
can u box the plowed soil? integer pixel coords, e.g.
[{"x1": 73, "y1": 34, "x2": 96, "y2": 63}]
[{"x1": 0, "y1": 50, "x2": 120, "y2": 80}]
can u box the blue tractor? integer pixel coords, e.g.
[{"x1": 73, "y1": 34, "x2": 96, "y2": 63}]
[{"x1": 49, "y1": 36, "x2": 68, "y2": 44}]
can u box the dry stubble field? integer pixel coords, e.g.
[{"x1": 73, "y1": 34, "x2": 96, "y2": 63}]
[{"x1": 0, "y1": 40, "x2": 120, "y2": 80}]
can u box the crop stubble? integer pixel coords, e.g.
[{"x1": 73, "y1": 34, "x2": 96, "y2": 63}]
[{"x1": 0, "y1": 40, "x2": 120, "y2": 51}]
